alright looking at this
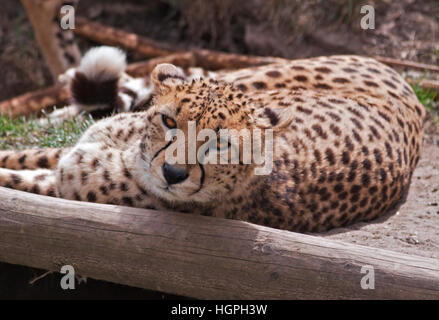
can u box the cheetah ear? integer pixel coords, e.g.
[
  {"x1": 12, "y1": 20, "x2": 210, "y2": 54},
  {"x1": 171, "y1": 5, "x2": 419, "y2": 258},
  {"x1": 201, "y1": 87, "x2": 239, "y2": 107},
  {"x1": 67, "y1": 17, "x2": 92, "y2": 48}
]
[{"x1": 151, "y1": 64, "x2": 185, "y2": 95}]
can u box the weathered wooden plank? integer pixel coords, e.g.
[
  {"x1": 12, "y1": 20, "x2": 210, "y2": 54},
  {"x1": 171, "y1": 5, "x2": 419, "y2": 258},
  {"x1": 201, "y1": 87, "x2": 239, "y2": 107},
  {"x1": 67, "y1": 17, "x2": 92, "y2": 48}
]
[{"x1": 0, "y1": 186, "x2": 438, "y2": 299}]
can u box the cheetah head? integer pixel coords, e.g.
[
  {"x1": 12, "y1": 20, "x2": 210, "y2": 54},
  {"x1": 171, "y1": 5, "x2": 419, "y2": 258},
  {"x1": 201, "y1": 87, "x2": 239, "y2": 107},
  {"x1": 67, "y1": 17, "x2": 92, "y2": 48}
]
[{"x1": 135, "y1": 64, "x2": 276, "y2": 205}]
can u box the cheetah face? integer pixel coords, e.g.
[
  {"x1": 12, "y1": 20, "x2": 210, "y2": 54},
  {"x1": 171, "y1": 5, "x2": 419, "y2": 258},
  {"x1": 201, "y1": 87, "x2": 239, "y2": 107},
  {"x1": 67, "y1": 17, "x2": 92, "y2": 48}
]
[{"x1": 136, "y1": 64, "x2": 256, "y2": 204}]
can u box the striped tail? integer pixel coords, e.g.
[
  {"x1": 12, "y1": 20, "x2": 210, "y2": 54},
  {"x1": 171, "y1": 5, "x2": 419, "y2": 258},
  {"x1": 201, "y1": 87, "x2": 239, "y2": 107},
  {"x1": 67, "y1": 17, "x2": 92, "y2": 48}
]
[{"x1": 0, "y1": 148, "x2": 70, "y2": 170}]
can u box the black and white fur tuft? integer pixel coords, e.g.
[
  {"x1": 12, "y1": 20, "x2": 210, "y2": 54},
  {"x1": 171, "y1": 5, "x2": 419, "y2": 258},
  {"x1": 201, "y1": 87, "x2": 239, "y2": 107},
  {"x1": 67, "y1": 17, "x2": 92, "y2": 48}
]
[
  {"x1": 70, "y1": 46, "x2": 127, "y2": 114},
  {"x1": 40, "y1": 46, "x2": 216, "y2": 125}
]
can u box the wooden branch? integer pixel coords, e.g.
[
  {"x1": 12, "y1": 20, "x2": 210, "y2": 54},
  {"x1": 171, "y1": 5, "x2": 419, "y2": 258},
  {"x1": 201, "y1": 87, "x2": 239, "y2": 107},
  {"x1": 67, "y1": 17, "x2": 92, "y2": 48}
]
[
  {"x1": 125, "y1": 51, "x2": 283, "y2": 77},
  {"x1": 375, "y1": 56, "x2": 439, "y2": 73},
  {"x1": 74, "y1": 17, "x2": 177, "y2": 58},
  {"x1": 76, "y1": 17, "x2": 439, "y2": 73},
  {"x1": 125, "y1": 53, "x2": 197, "y2": 77},
  {"x1": 192, "y1": 50, "x2": 285, "y2": 70},
  {"x1": 75, "y1": 17, "x2": 283, "y2": 70},
  {"x1": 0, "y1": 186, "x2": 438, "y2": 299},
  {"x1": 0, "y1": 84, "x2": 69, "y2": 118}
]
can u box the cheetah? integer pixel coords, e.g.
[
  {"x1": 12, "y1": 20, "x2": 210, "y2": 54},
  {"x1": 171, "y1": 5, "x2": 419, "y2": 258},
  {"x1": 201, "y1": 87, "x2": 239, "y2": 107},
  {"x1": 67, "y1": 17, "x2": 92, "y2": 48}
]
[{"x1": 0, "y1": 54, "x2": 425, "y2": 232}]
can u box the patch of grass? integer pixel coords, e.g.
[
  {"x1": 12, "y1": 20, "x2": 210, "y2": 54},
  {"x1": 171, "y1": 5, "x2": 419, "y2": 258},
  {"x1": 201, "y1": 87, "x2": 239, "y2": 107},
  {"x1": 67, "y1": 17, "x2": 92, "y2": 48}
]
[
  {"x1": 411, "y1": 84, "x2": 437, "y2": 112},
  {"x1": 0, "y1": 113, "x2": 94, "y2": 150}
]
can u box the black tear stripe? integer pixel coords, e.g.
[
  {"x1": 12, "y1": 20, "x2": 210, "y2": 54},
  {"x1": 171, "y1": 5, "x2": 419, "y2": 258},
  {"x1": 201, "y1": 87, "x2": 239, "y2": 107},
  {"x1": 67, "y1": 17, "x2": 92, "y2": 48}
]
[
  {"x1": 150, "y1": 140, "x2": 173, "y2": 164},
  {"x1": 192, "y1": 164, "x2": 205, "y2": 195}
]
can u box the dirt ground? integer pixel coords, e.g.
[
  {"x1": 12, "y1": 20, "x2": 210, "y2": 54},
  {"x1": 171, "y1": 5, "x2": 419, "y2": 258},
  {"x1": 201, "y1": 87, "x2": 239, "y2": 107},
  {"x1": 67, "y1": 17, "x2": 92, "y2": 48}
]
[
  {"x1": 0, "y1": 0, "x2": 438, "y2": 298},
  {"x1": 321, "y1": 139, "x2": 439, "y2": 259}
]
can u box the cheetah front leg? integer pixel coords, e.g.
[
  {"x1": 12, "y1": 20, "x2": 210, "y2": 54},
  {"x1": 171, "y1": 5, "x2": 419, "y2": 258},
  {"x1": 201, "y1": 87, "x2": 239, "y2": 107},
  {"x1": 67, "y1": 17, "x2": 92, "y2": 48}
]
[{"x1": 0, "y1": 168, "x2": 58, "y2": 197}]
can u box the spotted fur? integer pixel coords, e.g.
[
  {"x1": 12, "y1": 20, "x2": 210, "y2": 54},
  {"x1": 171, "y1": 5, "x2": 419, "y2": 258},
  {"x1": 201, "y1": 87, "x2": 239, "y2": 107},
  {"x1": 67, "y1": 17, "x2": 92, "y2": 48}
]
[
  {"x1": 0, "y1": 55, "x2": 425, "y2": 232},
  {"x1": 0, "y1": 148, "x2": 67, "y2": 170}
]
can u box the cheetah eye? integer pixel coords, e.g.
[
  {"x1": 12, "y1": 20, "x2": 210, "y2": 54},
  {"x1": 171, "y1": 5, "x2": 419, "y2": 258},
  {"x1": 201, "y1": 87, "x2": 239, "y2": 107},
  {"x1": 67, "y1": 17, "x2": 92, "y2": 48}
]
[{"x1": 161, "y1": 114, "x2": 177, "y2": 129}]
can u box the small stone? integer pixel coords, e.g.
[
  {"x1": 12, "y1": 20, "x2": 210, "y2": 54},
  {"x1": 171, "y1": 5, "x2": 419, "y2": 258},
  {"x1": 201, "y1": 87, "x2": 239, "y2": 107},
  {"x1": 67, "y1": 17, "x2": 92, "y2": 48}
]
[{"x1": 406, "y1": 236, "x2": 419, "y2": 245}]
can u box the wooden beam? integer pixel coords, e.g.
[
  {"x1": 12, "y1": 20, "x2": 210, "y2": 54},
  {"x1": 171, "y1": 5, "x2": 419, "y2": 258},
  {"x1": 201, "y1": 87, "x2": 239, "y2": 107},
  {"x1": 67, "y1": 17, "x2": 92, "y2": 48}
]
[{"x1": 0, "y1": 186, "x2": 438, "y2": 299}]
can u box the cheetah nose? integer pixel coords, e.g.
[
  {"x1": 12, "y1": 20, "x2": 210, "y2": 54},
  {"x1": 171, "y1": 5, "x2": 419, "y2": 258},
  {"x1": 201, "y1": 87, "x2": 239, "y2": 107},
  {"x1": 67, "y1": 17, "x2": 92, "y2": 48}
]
[{"x1": 162, "y1": 162, "x2": 189, "y2": 185}]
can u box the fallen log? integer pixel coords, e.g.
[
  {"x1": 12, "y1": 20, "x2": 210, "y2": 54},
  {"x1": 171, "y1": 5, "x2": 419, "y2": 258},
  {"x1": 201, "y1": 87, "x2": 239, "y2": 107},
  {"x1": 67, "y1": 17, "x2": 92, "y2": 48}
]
[
  {"x1": 374, "y1": 56, "x2": 439, "y2": 73},
  {"x1": 74, "y1": 17, "x2": 176, "y2": 58},
  {"x1": 0, "y1": 84, "x2": 69, "y2": 118},
  {"x1": 0, "y1": 186, "x2": 438, "y2": 299},
  {"x1": 73, "y1": 17, "x2": 439, "y2": 95},
  {"x1": 75, "y1": 17, "x2": 283, "y2": 70},
  {"x1": 76, "y1": 17, "x2": 439, "y2": 74},
  {"x1": 126, "y1": 51, "x2": 283, "y2": 76},
  {"x1": 125, "y1": 52, "x2": 196, "y2": 76}
]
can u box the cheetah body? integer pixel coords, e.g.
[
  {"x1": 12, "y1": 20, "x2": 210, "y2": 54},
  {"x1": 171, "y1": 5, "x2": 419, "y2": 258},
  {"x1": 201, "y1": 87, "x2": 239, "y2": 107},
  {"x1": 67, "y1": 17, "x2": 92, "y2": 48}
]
[{"x1": 0, "y1": 54, "x2": 425, "y2": 232}]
